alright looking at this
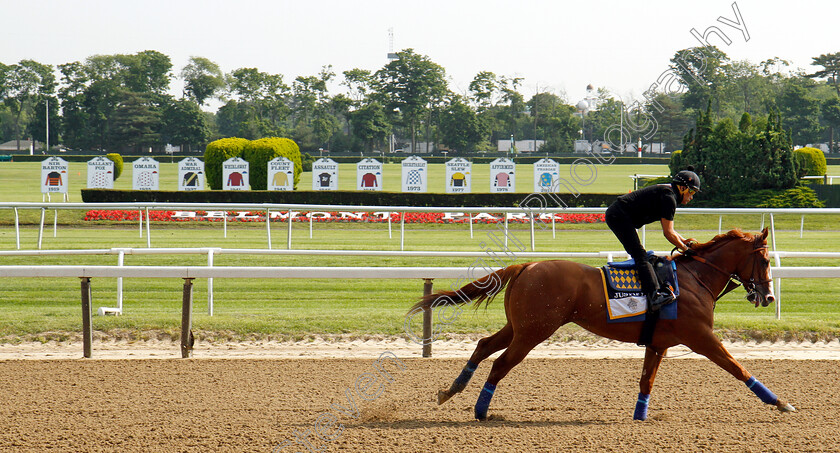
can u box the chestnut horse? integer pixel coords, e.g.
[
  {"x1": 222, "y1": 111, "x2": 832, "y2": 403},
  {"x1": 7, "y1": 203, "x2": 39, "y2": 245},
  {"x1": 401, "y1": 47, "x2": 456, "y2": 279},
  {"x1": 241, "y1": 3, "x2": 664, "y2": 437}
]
[{"x1": 411, "y1": 228, "x2": 796, "y2": 420}]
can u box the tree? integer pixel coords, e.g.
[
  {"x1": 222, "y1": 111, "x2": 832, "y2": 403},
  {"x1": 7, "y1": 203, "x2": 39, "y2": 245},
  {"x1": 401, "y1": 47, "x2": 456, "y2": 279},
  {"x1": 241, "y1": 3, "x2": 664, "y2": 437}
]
[
  {"x1": 119, "y1": 50, "x2": 172, "y2": 96},
  {"x1": 821, "y1": 97, "x2": 840, "y2": 152},
  {"x1": 160, "y1": 99, "x2": 211, "y2": 151},
  {"x1": 439, "y1": 96, "x2": 488, "y2": 152},
  {"x1": 776, "y1": 77, "x2": 822, "y2": 145},
  {"x1": 110, "y1": 90, "x2": 161, "y2": 152},
  {"x1": 807, "y1": 52, "x2": 840, "y2": 96},
  {"x1": 2, "y1": 60, "x2": 55, "y2": 151},
  {"x1": 341, "y1": 68, "x2": 373, "y2": 104},
  {"x1": 226, "y1": 67, "x2": 289, "y2": 136},
  {"x1": 468, "y1": 71, "x2": 499, "y2": 112},
  {"x1": 679, "y1": 104, "x2": 797, "y2": 201},
  {"x1": 350, "y1": 101, "x2": 391, "y2": 152},
  {"x1": 374, "y1": 49, "x2": 448, "y2": 153},
  {"x1": 181, "y1": 57, "x2": 224, "y2": 106},
  {"x1": 671, "y1": 46, "x2": 729, "y2": 114}
]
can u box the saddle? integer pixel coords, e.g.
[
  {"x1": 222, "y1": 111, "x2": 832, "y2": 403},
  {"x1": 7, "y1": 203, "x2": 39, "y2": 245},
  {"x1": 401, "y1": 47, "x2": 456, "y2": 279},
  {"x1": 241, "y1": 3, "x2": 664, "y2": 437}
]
[{"x1": 601, "y1": 252, "x2": 679, "y2": 323}]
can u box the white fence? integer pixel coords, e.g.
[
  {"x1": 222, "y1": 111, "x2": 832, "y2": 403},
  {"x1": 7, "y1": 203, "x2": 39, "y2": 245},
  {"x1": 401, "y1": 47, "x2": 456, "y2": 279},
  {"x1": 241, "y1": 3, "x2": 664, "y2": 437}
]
[
  {"x1": 0, "y1": 263, "x2": 838, "y2": 359},
  {"x1": 4, "y1": 202, "x2": 840, "y2": 251}
]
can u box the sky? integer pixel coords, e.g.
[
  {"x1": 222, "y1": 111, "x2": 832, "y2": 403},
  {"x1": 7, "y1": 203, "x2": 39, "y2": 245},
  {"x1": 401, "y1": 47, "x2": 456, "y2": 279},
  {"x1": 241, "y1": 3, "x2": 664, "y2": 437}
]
[{"x1": 2, "y1": 0, "x2": 838, "y2": 109}]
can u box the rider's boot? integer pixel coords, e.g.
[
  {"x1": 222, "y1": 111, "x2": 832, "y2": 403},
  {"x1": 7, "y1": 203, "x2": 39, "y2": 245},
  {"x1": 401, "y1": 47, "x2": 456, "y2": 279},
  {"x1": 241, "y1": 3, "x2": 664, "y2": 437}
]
[{"x1": 637, "y1": 260, "x2": 673, "y2": 312}]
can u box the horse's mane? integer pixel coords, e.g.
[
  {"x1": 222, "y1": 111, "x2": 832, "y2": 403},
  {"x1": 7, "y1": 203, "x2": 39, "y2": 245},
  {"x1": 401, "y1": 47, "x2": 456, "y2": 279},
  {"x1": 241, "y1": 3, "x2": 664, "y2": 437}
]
[{"x1": 691, "y1": 229, "x2": 754, "y2": 251}]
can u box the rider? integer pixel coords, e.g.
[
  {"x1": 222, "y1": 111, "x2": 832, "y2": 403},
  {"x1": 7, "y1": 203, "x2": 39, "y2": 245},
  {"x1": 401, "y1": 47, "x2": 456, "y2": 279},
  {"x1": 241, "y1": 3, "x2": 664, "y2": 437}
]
[{"x1": 605, "y1": 167, "x2": 702, "y2": 310}]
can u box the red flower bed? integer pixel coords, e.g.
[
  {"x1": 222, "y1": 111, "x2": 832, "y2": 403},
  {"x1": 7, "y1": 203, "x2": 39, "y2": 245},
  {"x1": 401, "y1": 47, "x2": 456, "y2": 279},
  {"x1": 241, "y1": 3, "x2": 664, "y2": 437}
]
[{"x1": 84, "y1": 210, "x2": 605, "y2": 224}]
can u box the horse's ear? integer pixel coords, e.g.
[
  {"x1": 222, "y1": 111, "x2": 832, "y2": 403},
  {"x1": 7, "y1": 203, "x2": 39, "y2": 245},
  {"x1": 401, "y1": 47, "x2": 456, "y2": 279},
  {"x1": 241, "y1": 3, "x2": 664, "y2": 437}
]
[{"x1": 759, "y1": 227, "x2": 769, "y2": 241}]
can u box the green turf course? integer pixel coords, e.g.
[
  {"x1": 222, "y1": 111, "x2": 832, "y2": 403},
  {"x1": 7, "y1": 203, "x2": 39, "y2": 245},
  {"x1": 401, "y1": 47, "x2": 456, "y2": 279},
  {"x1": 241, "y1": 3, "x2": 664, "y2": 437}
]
[
  {"x1": 2, "y1": 160, "x2": 839, "y2": 342},
  {"x1": 0, "y1": 160, "x2": 674, "y2": 202},
  {"x1": 1, "y1": 213, "x2": 839, "y2": 342}
]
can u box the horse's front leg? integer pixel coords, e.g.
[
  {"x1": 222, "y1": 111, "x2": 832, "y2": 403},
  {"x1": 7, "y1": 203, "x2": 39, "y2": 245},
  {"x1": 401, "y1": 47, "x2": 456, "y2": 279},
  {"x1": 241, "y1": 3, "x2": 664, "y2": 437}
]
[
  {"x1": 634, "y1": 346, "x2": 666, "y2": 420},
  {"x1": 687, "y1": 333, "x2": 796, "y2": 413}
]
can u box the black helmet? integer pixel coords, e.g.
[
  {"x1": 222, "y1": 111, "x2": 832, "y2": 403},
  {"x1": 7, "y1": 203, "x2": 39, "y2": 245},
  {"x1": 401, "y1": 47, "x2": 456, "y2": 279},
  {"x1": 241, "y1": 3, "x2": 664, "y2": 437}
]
[{"x1": 672, "y1": 167, "x2": 701, "y2": 192}]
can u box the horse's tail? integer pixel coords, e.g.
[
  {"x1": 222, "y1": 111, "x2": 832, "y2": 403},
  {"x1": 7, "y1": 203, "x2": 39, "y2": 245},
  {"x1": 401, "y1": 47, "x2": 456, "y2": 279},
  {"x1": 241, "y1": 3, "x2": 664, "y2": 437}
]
[{"x1": 409, "y1": 263, "x2": 532, "y2": 313}]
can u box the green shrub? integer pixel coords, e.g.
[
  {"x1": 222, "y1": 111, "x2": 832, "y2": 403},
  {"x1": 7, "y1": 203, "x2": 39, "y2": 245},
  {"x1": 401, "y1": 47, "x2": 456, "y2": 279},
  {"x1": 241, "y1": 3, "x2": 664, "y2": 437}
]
[
  {"x1": 668, "y1": 150, "x2": 682, "y2": 176},
  {"x1": 241, "y1": 137, "x2": 302, "y2": 190},
  {"x1": 759, "y1": 186, "x2": 825, "y2": 208},
  {"x1": 793, "y1": 147, "x2": 827, "y2": 178},
  {"x1": 301, "y1": 152, "x2": 314, "y2": 172},
  {"x1": 105, "y1": 153, "x2": 123, "y2": 181},
  {"x1": 720, "y1": 187, "x2": 825, "y2": 208},
  {"x1": 204, "y1": 137, "x2": 249, "y2": 190}
]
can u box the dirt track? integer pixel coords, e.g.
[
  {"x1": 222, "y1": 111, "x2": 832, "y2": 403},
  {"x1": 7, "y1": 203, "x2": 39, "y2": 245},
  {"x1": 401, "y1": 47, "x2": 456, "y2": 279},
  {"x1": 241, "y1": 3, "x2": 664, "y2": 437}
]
[{"x1": 2, "y1": 357, "x2": 838, "y2": 452}]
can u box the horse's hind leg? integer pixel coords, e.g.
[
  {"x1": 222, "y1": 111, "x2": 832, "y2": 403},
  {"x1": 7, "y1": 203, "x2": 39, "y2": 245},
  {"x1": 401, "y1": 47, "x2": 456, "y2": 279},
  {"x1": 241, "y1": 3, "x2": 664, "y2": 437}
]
[
  {"x1": 474, "y1": 333, "x2": 546, "y2": 420},
  {"x1": 686, "y1": 331, "x2": 796, "y2": 414},
  {"x1": 634, "y1": 347, "x2": 666, "y2": 420},
  {"x1": 438, "y1": 323, "x2": 513, "y2": 405}
]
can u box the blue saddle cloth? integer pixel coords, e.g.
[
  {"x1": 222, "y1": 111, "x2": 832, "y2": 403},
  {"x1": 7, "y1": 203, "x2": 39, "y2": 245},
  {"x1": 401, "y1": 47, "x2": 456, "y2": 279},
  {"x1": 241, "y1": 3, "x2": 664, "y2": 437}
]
[{"x1": 601, "y1": 253, "x2": 679, "y2": 323}]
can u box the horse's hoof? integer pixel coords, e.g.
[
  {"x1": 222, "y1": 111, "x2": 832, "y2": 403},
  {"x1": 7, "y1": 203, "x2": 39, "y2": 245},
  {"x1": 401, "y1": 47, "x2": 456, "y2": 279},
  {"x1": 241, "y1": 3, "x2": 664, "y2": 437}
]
[
  {"x1": 437, "y1": 390, "x2": 452, "y2": 405},
  {"x1": 777, "y1": 401, "x2": 796, "y2": 413}
]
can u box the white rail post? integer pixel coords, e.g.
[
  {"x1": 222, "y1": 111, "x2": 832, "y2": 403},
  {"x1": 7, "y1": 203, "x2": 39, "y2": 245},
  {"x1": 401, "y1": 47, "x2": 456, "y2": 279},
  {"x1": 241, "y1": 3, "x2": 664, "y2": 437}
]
[
  {"x1": 800, "y1": 215, "x2": 804, "y2": 239},
  {"x1": 139, "y1": 209, "x2": 143, "y2": 238},
  {"x1": 529, "y1": 211, "x2": 535, "y2": 251},
  {"x1": 760, "y1": 213, "x2": 765, "y2": 231},
  {"x1": 287, "y1": 210, "x2": 293, "y2": 250},
  {"x1": 552, "y1": 212, "x2": 556, "y2": 239},
  {"x1": 718, "y1": 215, "x2": 722, "y2": 235},
  {"x1": 145, "y1": 207, "x2": 151, "y2": 248},
  {"x1": 388, "y1": 212, "x2": 392, "y2": 239},
  {"x1": 641, "y1": 225, "x2": 646, "y2": 248},
  {"x1": 207, "y1": 249, "x2": 215, "y2": 316},
  {"x1": 770, "y1": 213, "x2": 781, "y2": 319},
  {"x1": 469, "y1": 213, "x2": 473, "y2": 239},
  {"x1": 53, "y1": 210, "x2": 58, "y2": 238},
  {"x1": 504, "y1": 213, "x2": 509, "y2": 248},
  {"x1": 117, "y1": 250, "x2": 125, "y2": 312},
  {"x1": 266, "y1": 209, "x2": 272, "y2": 250},
  {"x1": 37, "y1": 208, "x2": 45, "y2": 250},
  {"x1": 309, "y1": 212, "x2": 313, "y2": 239},
  {"x1": 223, "y1": 214, "x2": 227, "y2": 238},
  {"x1": 400, "y1": 211, "x2": 405, "y2": 251},
  {"x1": 14, "y1": 207, "x2": 20, "y2": 250}
]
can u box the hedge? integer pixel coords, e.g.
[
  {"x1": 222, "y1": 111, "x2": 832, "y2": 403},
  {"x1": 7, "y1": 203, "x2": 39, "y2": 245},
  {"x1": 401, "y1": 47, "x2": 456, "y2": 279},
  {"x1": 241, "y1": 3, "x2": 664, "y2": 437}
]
[
  {"x1": 203, "y1": 137, "x2": 249, "y2": 190},
  {"x1": 105, "y1": 153, "x2": 123, "y2": 181},
  {"x1": 793, "y1": 147, "x2": 827, "y2": 178},
  {"x1": 242, "y1": 138, "x2": 302, "y2": 190},
  {"x1": 81, "y1": 189, "x2": 621, "y2": 208}
]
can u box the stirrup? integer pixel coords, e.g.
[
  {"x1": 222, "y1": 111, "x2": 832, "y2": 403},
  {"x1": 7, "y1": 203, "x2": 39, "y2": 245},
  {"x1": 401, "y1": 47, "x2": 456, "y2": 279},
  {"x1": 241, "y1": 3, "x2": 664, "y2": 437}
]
[{"x1": 649, "y1": 288, "x2": 675, "y2": 312}]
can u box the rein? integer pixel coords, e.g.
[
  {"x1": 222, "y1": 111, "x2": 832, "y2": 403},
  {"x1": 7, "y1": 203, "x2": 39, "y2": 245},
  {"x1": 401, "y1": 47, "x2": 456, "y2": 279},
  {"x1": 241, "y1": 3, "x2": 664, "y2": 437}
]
[{"x1": 676, "y1": 239, "x2": 770, "y2": 302}]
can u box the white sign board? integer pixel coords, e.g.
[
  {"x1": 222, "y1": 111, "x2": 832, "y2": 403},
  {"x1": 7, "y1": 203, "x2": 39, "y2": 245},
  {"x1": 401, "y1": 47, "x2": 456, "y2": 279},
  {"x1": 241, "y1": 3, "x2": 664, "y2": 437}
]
[
  {"x1": 356, "y1": 158, "x2": 382, "y2": 191},
  {"x1": 489, "y1": 158, "x2": 515, "y2": 193},
  {"x1": 268, "y1": 157, "x2": 294, "y2": 191},
  {"x1": 86, "y1": 156, "x2": 114, "y2": 189},
  {"x1": 401, "y1": 156, "x2": 427, "y2": 192},
  {"x1": 132, "y1": 157, "x2": 159, "y2": 191},
  {"x1": 445, "y1": 158, "x2": 471, "y2": 193},
  {"x1": 178, "y1": 157, "x2": 205, "y2": 191},
  {"x1": 222, "y1": 157, "x2": 250, "y2": 190},
  {"x1": 533, "y1": 158, "x2": 560, "y2": 193},
  {"x1": 41, "y1": 156, "x2": 69, "y2": 193},
  {"x1": 312, "y1": 158, "x2": 338, "y2": 191}
]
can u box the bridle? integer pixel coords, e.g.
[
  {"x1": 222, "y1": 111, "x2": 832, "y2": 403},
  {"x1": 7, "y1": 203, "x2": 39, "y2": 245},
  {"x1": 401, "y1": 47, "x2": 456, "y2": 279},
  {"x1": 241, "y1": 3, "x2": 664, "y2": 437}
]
[{"x1": 677, "y1": 238, "x2": 771, "y2": 304}]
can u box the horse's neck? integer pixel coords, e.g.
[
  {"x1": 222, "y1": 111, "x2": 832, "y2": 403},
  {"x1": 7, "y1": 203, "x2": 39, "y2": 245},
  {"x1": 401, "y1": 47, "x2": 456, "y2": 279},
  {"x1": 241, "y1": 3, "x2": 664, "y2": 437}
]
[{"x1": 682, "y1": 242, "x2": 743, "y2": 296}]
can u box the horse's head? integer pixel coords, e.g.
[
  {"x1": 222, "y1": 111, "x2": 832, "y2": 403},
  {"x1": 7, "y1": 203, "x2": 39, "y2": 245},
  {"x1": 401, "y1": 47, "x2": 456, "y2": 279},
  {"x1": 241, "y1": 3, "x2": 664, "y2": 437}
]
[
  {"x1": 735, "y1": 228, "x2": 775, "y2": 308},
  {"x1": 689, "y1": 228, "x2": 775, "y2": 307}
]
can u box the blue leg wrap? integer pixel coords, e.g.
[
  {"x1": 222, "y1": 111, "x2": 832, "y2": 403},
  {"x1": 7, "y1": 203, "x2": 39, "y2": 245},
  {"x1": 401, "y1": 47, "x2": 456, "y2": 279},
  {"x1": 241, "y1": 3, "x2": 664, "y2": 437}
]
[
  {"x1": 474, "y1": 382, "x2": 496, "y2": 420},
  {"x1": 745, "y1": 376, "x2": 778, "y2": 405},
  {"x1": 633, "y1": 393, "x2": 650, "y2": 420},
  {"x1": 451, "y1": 360, "x2": 477, "y2": 393}
]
